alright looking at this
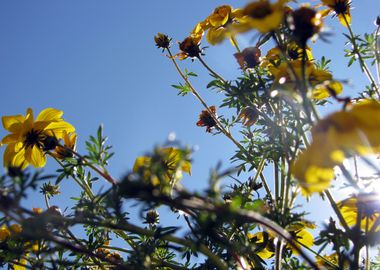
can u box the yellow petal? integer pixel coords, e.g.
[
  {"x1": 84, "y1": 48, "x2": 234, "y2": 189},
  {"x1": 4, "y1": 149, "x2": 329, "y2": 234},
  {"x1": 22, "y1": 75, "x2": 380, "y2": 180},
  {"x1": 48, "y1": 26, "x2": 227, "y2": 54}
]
[
  {"x1": 1, "y1": 133, "x2": 20, "y2": 144},
  {"x1": 24, "y1": 108, "x2": 34, "y2": 131},
  {"x1": 206, "y1": 27, "x2": 228, "y2": 45},
  {"x1": 36, "y1": 108, "x2": 63, "y2": 122},
  {"x1": 2, "y1": 114, "x2": 25, "y2": 132},
  {"x1": 3, "y1": 143, "x2": 28, "y2": 169},
  {"x1": 25, "y1": 145, "x2": 46, "y2": 168},
  {"x1": 44, "y1": 121, "x2": 75, "y2": 138}
]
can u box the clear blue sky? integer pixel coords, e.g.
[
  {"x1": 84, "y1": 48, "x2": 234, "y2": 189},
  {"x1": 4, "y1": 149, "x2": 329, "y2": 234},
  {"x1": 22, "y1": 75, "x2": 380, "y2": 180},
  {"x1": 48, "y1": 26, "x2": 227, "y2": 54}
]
[{"x1": 0, "y1": 1, "x2": 378, "y2": 220}]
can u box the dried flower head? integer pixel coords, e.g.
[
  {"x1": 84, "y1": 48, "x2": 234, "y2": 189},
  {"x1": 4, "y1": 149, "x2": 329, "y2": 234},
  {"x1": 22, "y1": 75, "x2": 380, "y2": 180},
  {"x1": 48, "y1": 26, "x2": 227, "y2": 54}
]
[
  {"x1": 238, "y1": 107, "x2": 260, "y2": 126},
  {"x1": 154, "y1": 33, "x2": 171, "y2": 51},
  {"x1": 234, "y1": 47, "x2": 261, "y2": 70},
  {"x1": 196, "y1": 106, "x2": 217, "y2": 132},
  {"x1": 176, "y1": 35, "x2": 203, "y2": 60},
  {"x1": 145, "y1": 210, "x2": 160, "y2": 225}
]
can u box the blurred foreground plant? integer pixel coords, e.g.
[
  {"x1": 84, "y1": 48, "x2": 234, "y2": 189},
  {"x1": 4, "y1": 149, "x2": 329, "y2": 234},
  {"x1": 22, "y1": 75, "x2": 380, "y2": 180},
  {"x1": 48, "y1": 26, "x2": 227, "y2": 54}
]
[{"x1": 1, "y1": 1, "x2": 380, "y2": 269}]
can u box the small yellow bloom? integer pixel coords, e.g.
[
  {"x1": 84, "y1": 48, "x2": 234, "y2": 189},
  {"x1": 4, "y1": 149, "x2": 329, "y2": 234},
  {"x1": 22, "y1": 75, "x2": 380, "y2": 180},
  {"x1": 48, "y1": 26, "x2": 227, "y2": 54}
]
[
  {"x1": 320, "y1": 0, "x2": 351, "y2": 27},
  {"x1": 1, "y1": 108, "x2": 75, "y2": 169},
  {"x1": 292, "y1": 100, "x2": 380, "y2": 195}
]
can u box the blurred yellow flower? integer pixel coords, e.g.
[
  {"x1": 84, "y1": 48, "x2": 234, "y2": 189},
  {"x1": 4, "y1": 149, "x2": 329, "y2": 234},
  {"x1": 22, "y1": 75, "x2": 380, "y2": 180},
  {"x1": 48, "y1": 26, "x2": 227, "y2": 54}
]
[
  {"x1": 292, "y1": 100, "x2": 380, "y2": 195},
  {"x1": 268, "y1": 60, "x2": 342, "y2": 100},
  {"x1": 248, "y1": 231, "x2": 274, "y2": 260},
  {"x1": 320, "y1": 0, "x2": 351, "y2": 27},
  {"x1": 133, "y1": 147, "x2": 191, "y2": 185},
  {"x1": 338, "y1": 193, "x2": 380, "y2": 232},
  {"x1": 235, "y1": 0, "x2": 286, "y2": 33},
  {"x1": 1, "y1": 108, "x2": 75, "y2": 169}
]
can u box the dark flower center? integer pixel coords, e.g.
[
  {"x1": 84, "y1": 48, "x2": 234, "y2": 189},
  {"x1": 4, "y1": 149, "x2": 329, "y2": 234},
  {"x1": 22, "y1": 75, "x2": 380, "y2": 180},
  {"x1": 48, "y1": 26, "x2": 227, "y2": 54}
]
[
  {"x1": 333, "y1": 0, "x2": 349, "y2": 14},
  {"x1": 24, "y1": 129, "x2": 45, "y2": 148}
]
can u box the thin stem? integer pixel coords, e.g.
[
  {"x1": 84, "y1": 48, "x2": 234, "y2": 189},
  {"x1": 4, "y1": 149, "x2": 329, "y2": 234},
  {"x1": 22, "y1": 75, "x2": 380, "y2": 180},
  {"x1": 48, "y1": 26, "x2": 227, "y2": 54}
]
[
  {"x1": 197, "y1": 55, "x2": 226, "y2": 83},
  {"x1": 44, "y1": 194, "x2": 50, "y2": 209},
  {"x1": 50, "y1": 154, "x2": 95, "y2": 200},
  {"x1": 343, "y1": 14, "x2": 380, "y2": 98},
  {"x1": 375, "y1": 25, "x2": 380, "y2": 87},
  {"x1": 324, "y1": 190, "x2": 351, "y2": 233},
  {"x1": 275, "y1": 239, "x2": 283, "y2": 270}
]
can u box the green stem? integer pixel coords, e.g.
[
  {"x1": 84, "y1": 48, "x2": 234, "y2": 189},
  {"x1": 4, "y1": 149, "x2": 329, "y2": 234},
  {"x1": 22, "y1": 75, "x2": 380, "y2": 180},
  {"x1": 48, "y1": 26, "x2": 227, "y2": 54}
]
[
  {"x1": 324, "y1": 190, "x2": 351, "y2": 233},
  {"x1": 50, "y1": 154, "x2": 95, "y2": 199},
  {"x1": 343, "y1": 14, "x2": 380, "y2": 98},
  {"x1": 197, "y1": 55, "x2": 226, "y2": 83}
]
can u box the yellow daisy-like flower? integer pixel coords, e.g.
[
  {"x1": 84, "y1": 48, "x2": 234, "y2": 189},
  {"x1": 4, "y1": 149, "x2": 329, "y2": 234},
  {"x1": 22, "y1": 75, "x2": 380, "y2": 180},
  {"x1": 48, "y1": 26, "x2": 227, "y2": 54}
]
[
  {"x1": 338, "y1": 193, "x2": 380, "y2": 232},
  {"x1": 234, "y1": 0, "x2": 286, "y2": 34},
  {"x1": 320, "y1": 0, "x2": 351, "y2": 27},
  {"x1": 133, "y1": 147, "x2": 191, "y2": 186},
  {"x1": 292, "y1": 100, "x2": 380, "y2": 195},
  {"x1": 189, "y1": 5, "x2": 246, "y2": 46},
  {"x1": 1, "y1": 108, "x2": 75, "y2": 169},
  {"x1": 248, "y1": 231, "x2": 274, "y2": 260}
]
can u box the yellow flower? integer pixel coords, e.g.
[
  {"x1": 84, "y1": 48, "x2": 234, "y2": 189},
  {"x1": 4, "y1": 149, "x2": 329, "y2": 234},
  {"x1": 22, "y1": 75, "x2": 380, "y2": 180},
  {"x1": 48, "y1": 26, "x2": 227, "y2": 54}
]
[
  {"x1": 338, "y1": 193, "x2": 380, "y2": 232},
  {"x1": 133, "y1": 147, "x2": 191, "y2": 185},
  {"x1": 205, "y1": 6, "x2": 246, "y2": 45},
  {"x1": 1, "y1": 108, "x2": 75, "y2": 169},
  {"x1": 261, "y1": 43, "x2": 313, "y2": 68},
  {"x1": 292, "y1": 100, "x2": 380, "y2": 195},
  {"x1": 235, "y1": 0, "x2": 286, "y2": 33},
  {"x1": 320, "y1": 0, "x2": 351, "y2": 27}
]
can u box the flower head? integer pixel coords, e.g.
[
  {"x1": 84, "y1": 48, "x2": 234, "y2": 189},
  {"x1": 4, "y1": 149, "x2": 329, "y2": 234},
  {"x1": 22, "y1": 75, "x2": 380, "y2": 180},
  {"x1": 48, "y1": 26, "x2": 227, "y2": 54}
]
[
  {"x1": 1, "y1": 108, "x2": 75, "y2": 169},
  {"x1": 292, "y1": 100, "x2": 380, "y2": 195},
  {"x1": 204, "y1": 5, "x2": 246, "y2": 45},
  {"x1": 289, "y1": 6, "x2": 323, "y2": 45},
  {"x1": 234, "y1": 47, "x2": 261, "y2": 70},
  {"x1": 133, "y1": 147, "x2": 191, "y2": 186},
  {"x1": 154, "y1": 33, "x2": 171, "y2": 51},
  {"x1": 234, "y1": 0, "x2": 286, "y2": 34},
  {"x1": 321, "y1": 0, "x2": 351, "y2": 27},
  {"x1": 176, "y1": 35, "x2": 203, "y2": 60},
  {"x1": 196, "y1": 106, "x2": 217, "y2": 133}
]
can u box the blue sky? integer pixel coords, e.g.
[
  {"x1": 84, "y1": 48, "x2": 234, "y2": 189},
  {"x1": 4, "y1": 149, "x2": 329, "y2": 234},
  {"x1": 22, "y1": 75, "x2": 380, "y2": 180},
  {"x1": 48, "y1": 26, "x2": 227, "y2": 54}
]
[{"x1": 0, "y1": 0, "x2": 378, "y2": 223}]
